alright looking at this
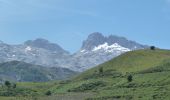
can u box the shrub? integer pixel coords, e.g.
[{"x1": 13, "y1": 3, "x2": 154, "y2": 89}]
[
  {"x1": 12, "y1": 83, "x2": 17, "y2": 89},
  {"x1": 127, "y1": 75, "x2": 133, "y2": 82},
  {"x1": 45, "y1": 91, "x2": 52, "y2": 96},
  {"x1": 99, "y1": 67, "x2": 103, "y2": 73},
  {"x1": 150, "y1": 46, "x2": 155, "y2": 50},
  {"x1": 4, "y1": 81, "x2": 11, "y2": 88}
]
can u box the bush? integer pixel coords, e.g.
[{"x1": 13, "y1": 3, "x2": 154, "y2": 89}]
[
  {"x1": 127, "y1": 75, "x2": 133, "y2": 82},
  {"x1": 4, "y1": 81, "x2": 11, "y2": 88},
  {"x1": 150, "y1": 46, "x2": 155, "y2": 50},
  {"x1": 12, "y1": 83, "x2": 17, "y2": 89},
  {"x1": 45, "y1": 91, "x2": 52, "y2": 96},
  {"x1": 99, "y1": 67, "x2": 103, "y2": 73}
]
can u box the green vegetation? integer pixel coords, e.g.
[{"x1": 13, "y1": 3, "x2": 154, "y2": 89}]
[
  {"x1": 4, "y1": 81, "x2": 11, "y2": 89},
  {"x1": 68, "y1": 81, "x2": 106, "y2": 92},
  {"x1": 127, "y1": 75, "x2": 133, "y2": 82},
  {"x1": 0, "y1": 61, "x2": 77, "y2": 82},
  {"x1": 150, "y1": 46, "x2": 156, "y2": 50},
  {"x1": 99, "y1": 67, "x2": 104, "y2": 73},
  {"x1": 0, "y1": 49, "x2": 170, "y2": 100},
  {"x1": 45, "y1": 90, "x2": 52, "y2": 96}
]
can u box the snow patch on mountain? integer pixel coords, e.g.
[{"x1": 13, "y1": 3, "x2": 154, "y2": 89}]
[
  {"x1": 80, "y1": 50, "x2": 86, "y2": 53},
  {"x1": 80, "y1": 49, "x2": 89, "y2": 54},
  {"x1": 25, "y1": 46, "x2": 32, "y2": 52},
  {"x1": 92, "y1": 42, "x2": 130, "y2": 52}
]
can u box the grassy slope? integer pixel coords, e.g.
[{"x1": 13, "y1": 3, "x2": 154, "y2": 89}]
[
  {"x1": 51, "y1": 49, "x2": 170, "y2": 100},
  {"x1": 0, "y1": 61, "x2": 77, "y2": 82},
  {"x1": 77, "y1": 49, "x2": 170, "y2": 78},
  {"x1": 1, "y1": 49, "x2": 170, "y2": 100}
]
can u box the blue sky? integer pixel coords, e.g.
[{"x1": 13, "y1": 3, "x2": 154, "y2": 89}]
[{"x1": 0, "y1": 0, "x2": 170, "y2": 53}]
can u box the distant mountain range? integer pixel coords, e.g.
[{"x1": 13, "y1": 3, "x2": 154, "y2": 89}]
[{"x1": 0, "y1": 32, "x2": 148, "y2": 73}]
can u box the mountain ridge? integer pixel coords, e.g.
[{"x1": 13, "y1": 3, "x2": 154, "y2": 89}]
[
  {"x1": 81, "y1": 32, "x2": 147, "y2": 51},
  {"x1": 0, "y1": 32, "x2": 148, "y2": 72},
  {"x1": 24, "y1": 38, "x2": 69, "y2": 54}
]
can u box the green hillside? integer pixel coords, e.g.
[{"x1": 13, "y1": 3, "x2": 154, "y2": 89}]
[
  {"x1": 1, "y1": 49, "x2": 170, "y2": 100},
  {"x1": 0, "y1": 61, "x2": 77, "y2": 82},
  {"x1": 76, "y1": 49, "x2": 170, "y2": 79},
  {"x1": 51, "y1": 49, "x2": 170, "y2": 100}
]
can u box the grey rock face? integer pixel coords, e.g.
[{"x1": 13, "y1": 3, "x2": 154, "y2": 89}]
[
  {"x1": 82, "y1": 32, "x2": 106, "y2": 50},
  {"x1": 24, "y1": 38, "x2": 69, "y2": 54},
  {"x1": 0, "y1": 39, "x2": 70, "y2": 68}
]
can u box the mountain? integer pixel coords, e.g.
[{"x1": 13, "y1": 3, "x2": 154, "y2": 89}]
[
  {"x1": 24, "y1": 38, "x2": 69, "y2": 54},
  {"x1": 81, "y1": 32, "x2": 146, "y2": 51},
  {"x1": 0, "y1": 61, "x2": 77, "y2": 82},
  {"x1": 50, "y1": 49, "x2": 170, "y2": 100},
  {"x1": 0, "y1": 38, "x2": 70, "y2": 68},
  {"x1": 69, "y1": 32, "x2": 148, "y2": 71},
  {"x1": 0, "y1": 33, "x2": 148, "y2": 72}
]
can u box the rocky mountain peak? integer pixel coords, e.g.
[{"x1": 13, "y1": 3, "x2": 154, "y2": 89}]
[
  {"x1": 24, "y1": 38, "x2": 69, "y2": 54},
  {"x1": 81, "y1": 32, "x2": 106, "y2": 50},
  {"x1": 87, "y1": 32, "x2": 104, "y2": 39},
  {"x1": 81, "y1": 33, "x2": 147, "y2": 51},
  {"x1": 24, "y1": 38, "x2": 50, "y2": 46},
  {"x1": 33, "y1": 38, "x2": 49, "y2": 44}
]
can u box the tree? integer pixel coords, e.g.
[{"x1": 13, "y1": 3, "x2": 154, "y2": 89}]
[
  {"x1": 127, "y1": 75, "x2": 133, "y2": 82},
  {"x1": 5, "y1": 81, "x2": 11, "y2": 88},
  {"x1": 150, "y1": 46, "x2": 155, "y2": 50}
]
